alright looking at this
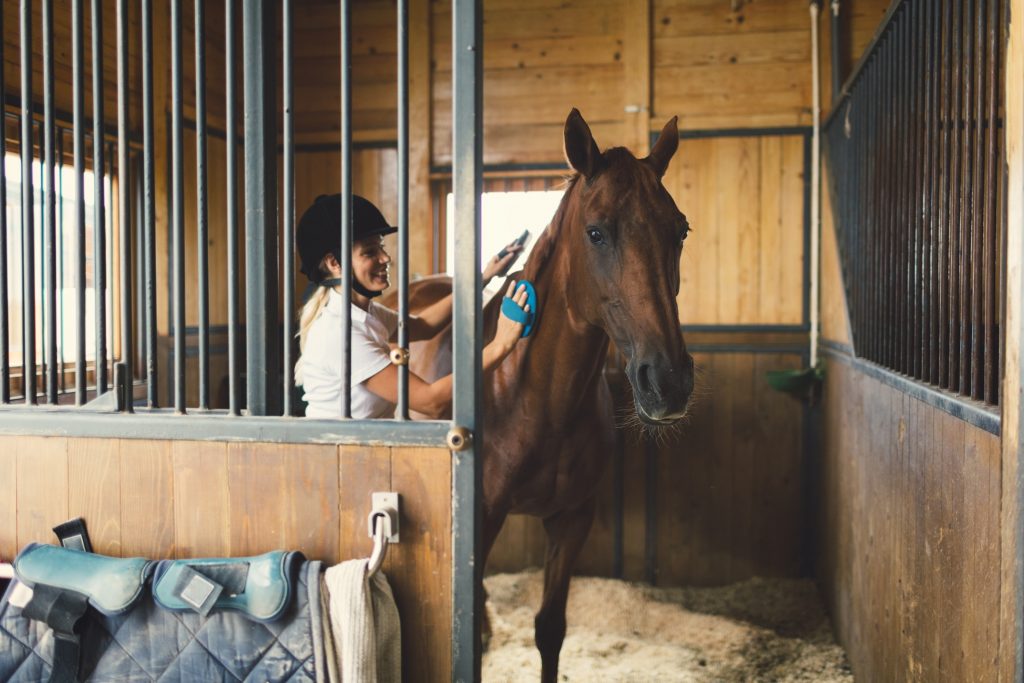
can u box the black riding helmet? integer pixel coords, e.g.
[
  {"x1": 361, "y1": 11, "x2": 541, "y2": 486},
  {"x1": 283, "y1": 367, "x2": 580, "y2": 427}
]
[{"x1": 296, "y1": 194, "x2": 398, "y2": 288}]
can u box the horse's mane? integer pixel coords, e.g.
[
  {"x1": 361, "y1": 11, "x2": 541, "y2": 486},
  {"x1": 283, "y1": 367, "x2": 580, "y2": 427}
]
[{"x1": 521, "y1": 173, "x2": 581, "y2": 282}]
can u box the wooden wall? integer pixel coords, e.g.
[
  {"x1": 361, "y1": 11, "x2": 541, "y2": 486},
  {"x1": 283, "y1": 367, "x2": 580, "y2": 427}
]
[
  {"x1": 667, "y1": 134, "x2": 806, "y2": 325},
  {"x1": 0, "y1": 435, "x2": 452, "y2": 683},
  {"x1": 818, "y1": 358, "x2": 1002, "y2": 681}
]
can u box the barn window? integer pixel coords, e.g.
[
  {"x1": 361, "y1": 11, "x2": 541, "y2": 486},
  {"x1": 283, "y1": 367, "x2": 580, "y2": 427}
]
[
  {"x1": 2, "y1": 145, "x2": 114, "y2": 401},
  {"x1": 824, "y1": 0, "x2": 1005, "y2": 407}
]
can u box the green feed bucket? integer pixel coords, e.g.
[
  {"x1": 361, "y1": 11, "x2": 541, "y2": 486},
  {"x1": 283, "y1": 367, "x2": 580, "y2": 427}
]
[{"x1": 766, "y1": 365, "x2": 824, "y2": 400}]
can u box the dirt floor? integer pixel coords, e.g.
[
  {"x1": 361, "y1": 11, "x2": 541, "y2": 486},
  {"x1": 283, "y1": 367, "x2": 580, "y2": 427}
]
[{"x1": 482, "y1": 570, "x2": 853, "y2": 683}]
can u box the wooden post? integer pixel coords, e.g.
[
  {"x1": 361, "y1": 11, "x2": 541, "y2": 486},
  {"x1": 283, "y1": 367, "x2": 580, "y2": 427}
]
[
  {"x1": 623, "y1": 0, "x2": 651, "y2": 157},
  {"x1": 410, "y1": 0, "x2": 433, "y2": 277},
  {"x1": 1001, "y1": 0, "x2": 1024, "y2": 680}
]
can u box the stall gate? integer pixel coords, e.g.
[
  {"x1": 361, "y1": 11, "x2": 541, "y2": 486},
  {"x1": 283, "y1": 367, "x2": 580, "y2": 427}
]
[{"x1": 0, "y1": 1, "x2": 486, "y2": 680}]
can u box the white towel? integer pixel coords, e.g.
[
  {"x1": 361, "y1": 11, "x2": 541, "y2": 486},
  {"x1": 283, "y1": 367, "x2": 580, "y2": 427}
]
[{"x1": 324, "y1": 559, "x2": 401, "y2": 683}]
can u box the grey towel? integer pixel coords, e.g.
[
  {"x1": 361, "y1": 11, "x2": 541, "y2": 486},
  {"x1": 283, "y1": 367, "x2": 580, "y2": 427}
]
[{"x1": 324, "y1": 559, "x2": 402, "y2": 683}]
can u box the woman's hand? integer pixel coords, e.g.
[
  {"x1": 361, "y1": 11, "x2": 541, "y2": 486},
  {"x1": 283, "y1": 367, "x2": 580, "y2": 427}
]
[
  {"x1": 482, "y1": 241, "x2": 525, "y2": 284},
  {"x1": 494, "y1": 280, "x2": 530, "y2": 352}
]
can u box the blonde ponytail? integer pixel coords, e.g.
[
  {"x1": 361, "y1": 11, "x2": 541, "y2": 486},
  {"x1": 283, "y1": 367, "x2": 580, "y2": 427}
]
[{"x1": 294, "y1": 284, "x2": 333, "y2": 386}]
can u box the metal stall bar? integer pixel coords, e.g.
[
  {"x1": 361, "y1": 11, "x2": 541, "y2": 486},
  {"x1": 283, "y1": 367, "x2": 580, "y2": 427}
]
[
  {"x1": 451, "y1": 0, "x2": 483, "y2": 678},
  {"x1": 44, "y1": 0, "x2": 58, "y2": 404},
  {"x1": 396, "y1": 0, "x2": 411, "y2": 419},
  {"x1": 937, "y1": 0, "x2": 951, "y2": 388},
  {"x1": 0, "y1": 9, "x2": 8, "y2": 405},
  {"x1": 58, "y1": 129, "x2": 65, "y2": 394},
  {"x1": 196, "y1": 0, "x2": 210, "y2": 410},
  {"x1": 118, "y1": 0, "x2": 132, "y2": 411},
  {"x1": 283, "y1": 0, "x2": 294, "y2": 416},
  {"x1": 92, "y1": 0, "x2": 107, "y2": 397},
  {"x1": 970, "y1": 0, "x2": 987, "y2": 401},
  {"x1": 340, "y1": 0, "x2": 353, "y2": 418},
  {"x1": 142, "y1": 0, "x2": 157, "y2": 407},
  {"x1": 983, "y1": 0, "x2": 999, "y2": 403},
  {"x1": 172, "y1": 0, "x2": 186, "y2": 412},
  {"x1": 910, "y1": 0, "x2": 923, "y2": 379},
  {"x1": 21, "y1": 0, "x2": 36, "y2": 405},
  {"x1": 73, "y1": 0, "x2": 87, "y2": 405},
  {"x1": 244, "y1": 1, "x2": 280, "y2": 416},
  {"x1": 953, "y1": 0, "x2": 968, "y2": 394},
  {"x1": 226, "y1": 0, "x2": 239, "y2": 416},
  {"x1": 928, "y1": 0, "x2": 942, "y2": 385}
]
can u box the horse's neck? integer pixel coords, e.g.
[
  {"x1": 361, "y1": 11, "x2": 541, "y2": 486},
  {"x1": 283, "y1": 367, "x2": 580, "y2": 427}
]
[{"x1": 516, "y1": 213, "x2": 610, "y2": 414}]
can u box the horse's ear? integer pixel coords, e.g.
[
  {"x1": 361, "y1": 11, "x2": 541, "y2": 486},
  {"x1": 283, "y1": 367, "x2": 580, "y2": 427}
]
[
  {"x1": 564, "y1": 108, "x2": 603, "y2": 179},
  {"x1": 644, "y1": 116, "x2": 679, "y2": 178}
]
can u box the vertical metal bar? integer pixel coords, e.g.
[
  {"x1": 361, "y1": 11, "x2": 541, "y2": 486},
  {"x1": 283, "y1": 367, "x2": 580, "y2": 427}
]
[
  {"x1": 900, "y1": 7, "x2": 912, "y2": 376},
  {"x1": 226, "y1": 0, "x2": 239, "y2": 416},
  {"x1": 57, "y1": 127, "x2": 66, "y2": 394},
  {"x1": 829, "y1": 0, "x2": 842, "y2": 106},
  {"x1": 172, "y1": 0, "x2": 186, "y2": 412},
  {"x1": 243, "y1": 0, "x2": 280, "y2": 416},
  {"x1": 911, "y1": 0, "x2": 924, "y2": 380},
  {"x1": 340, "y1": 0, "x2": 353, "y2": 418},
  {"x1": 396, "y1": 0, "x2": 410, "y2": 418},
  {"x1": 195, "y1": 0, "x2": 209, "y2": 410},
  {"x1": 74, "y1": 0, "x2": 87, "y2": 405},
  {"x1": 118, "y1": 0, "x2": 132, "y2": 412},
  {"x1": 142, "y1": 0, "x2": 157, "y2": 407},
  {"x1": 44, "y1": 0, "x2": 58, "y2": 404},
  {"x1": 983, "y1": 0, "x2": 999, "y2": 403},
  {"x1": 937, "y1": 0, "x2": 951, "y2": 388},
  {"x1": 452, "y1": 0, "x2": 483, "y2": 678},
  {"x1": 948, "y1": 0, "x2": 963, "y2": 391},
  {"x1": 957, "y1": 0, "x2": 972, "y2": 395},
  {"x1": 928, "y1": 0, "x2": 941, "y2": 386},
  {"x1": 0, "y1": 12, "x2": 9, "y2": 404},
  {"x1": 282, "y1": 0, "x2": 294, "y2": 416},
  {"x1": 91, "y1": 0, "x2": 107, "y2": 397},
  {"x1": 970, "y1": 0, "x2": 985, "y2": 400},
  {"x1": 921, "y1": 0, "x2": 934, "y2": 381},
  {"x1": 21, "y1": 0, "x2": 36, "y2": 405}
]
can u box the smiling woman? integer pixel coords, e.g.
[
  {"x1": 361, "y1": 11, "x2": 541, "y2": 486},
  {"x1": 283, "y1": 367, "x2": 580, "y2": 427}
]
[{"x1": 293, "y1": 192, "x2": 532, "y2": 420}]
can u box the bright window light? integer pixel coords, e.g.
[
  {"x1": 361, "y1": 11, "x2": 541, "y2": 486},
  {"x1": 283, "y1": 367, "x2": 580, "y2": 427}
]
[{"x1": 445, "y1": 190, "x2": 565, "y2": 277}]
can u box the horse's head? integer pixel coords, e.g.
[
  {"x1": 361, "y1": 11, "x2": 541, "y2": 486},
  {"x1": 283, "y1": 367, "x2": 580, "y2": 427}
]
[{"x1": 561, "y1": 108, "x2": 693, "y2": 424}]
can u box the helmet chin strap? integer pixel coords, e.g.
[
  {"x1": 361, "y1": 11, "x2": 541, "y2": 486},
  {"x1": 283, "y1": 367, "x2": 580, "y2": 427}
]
[{"x1": 320, "y1": 276, "x2": 383, "y2": 299}]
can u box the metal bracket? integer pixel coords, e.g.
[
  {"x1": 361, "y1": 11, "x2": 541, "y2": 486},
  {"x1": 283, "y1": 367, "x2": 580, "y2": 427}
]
[
  {"x1": 446, "y1": 426, "x2": 472, "y2": 451},
  {"x1": 390, "y1": 347, "x2": 410, "y2": 366},
  {"x1": 367, "y1": 492, "x2": 400, "y2": 543}
]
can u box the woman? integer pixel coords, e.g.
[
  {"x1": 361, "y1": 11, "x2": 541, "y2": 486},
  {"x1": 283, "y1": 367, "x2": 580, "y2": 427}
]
[{"x1": 295, "y1": 193, "x2": 529, "y2": 419}]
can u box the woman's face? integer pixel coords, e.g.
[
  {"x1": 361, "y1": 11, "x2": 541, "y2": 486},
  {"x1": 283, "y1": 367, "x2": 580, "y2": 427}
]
[{"x1": 352, "y1": 235, "x2": 392, "y2": 292}]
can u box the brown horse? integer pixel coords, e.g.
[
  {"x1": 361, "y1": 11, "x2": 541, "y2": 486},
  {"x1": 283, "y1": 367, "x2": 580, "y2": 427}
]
[
  {"x1": 386, "y1": 109, "x2": 691, "y2": 680},
  {"x1": 478, "y1": 109, "x2": 693, "y2": 681}
]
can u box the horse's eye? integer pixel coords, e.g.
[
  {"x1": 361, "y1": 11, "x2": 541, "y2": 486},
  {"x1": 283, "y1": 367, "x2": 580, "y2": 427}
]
[{"x1": 587, "y1": 228, "x2": 604, "y2": 245}]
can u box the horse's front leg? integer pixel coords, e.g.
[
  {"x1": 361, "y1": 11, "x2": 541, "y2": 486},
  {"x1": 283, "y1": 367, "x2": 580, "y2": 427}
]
[
  {"x1": 535, "y1": 497, "x2": 596, "y2": 683},
  {"x1": 481, "y1": 503, "x2": 509, "y2": 651}
]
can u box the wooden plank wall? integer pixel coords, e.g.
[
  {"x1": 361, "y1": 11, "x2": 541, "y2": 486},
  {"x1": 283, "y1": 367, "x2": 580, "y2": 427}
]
[
  {"x1": 0, "y1": 435, "x2": 452, "y2": 683},
  {"x1": 667, "y1": 134, "x2": 806, "y2": 325},
  {"x1": 818, "y1": 358, "x2": 1001, "y2": 681}
]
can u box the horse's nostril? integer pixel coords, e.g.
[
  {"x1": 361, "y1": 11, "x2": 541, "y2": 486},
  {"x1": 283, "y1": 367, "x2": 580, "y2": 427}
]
[{"x1": 637, "y1": 363, "x2": 655, "y2": 397}]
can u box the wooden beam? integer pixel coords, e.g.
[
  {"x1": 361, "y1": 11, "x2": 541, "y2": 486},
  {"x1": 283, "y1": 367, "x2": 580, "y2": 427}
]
[
  {"x1": 410, "y1": 0, "x2": 433, "y2": 277},
  {"x1": 1002, "y1": 0, "x2": 1024, "y2": 680},
  {"x1": 622, "y1": 0, "x2": 651, "y2": 156}
]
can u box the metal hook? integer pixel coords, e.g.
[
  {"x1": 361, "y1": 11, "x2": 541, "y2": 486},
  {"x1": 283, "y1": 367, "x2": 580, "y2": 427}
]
[{"x1": 366, "y1": 493, "x2": 400, "y2": 578}]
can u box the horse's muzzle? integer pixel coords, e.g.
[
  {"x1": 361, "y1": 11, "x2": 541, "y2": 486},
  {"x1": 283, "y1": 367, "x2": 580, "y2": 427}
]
[{"x1": 628, "y1": 353, "x2": 694, "y2": 424}]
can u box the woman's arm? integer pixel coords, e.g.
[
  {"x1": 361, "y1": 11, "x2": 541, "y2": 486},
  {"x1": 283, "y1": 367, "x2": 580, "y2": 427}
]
[
  {"x1": 399, "y1": 242, "x2": 525, "y2": 342},
  {"x1": 365, "y1": 281, "x2": 530, "y2": 418}
]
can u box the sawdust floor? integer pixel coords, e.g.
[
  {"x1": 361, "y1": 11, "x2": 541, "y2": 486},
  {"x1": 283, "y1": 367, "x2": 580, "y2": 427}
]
[{"x1": 482, "y1": 570, "x2": 853, "y2": 683}]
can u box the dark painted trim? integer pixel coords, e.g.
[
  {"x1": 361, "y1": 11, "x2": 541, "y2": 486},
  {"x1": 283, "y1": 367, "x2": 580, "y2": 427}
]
[
  {"x1": 3, "y1": 95, "x2": 141, "y2": 145},
  {"x1": 297, "y1": 140, "x2": 398, "y2": 153},
  {"x1": 687, "y1": 344, "x2": 807, "y2": 354},
  {"x1": 820, "y1": 344, "x2": 1001, "y2": 436},
  {"x1": 431, "y1": 162, "x2": 569, "y2": 176},
  {"x1": 681, "y1": 324, "x2": 810, "y2": 333},
  {"x1": 0, "y1": 407, "x2": 451, "y2": 446},
  {"x1": 644, "y1": 435, "x2": 657, "y2": 585},
  {"x1": 659, "y1": 126, "x2": 812, "y2": 142},
  {"x1": 819, "y1": 338, "x2": 854, "y2": 356}
]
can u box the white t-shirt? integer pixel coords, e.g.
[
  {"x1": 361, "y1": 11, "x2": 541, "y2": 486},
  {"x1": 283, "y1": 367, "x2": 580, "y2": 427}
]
[{"x1": 300, "y1": 289, "x2": 399, "y2": 419}]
